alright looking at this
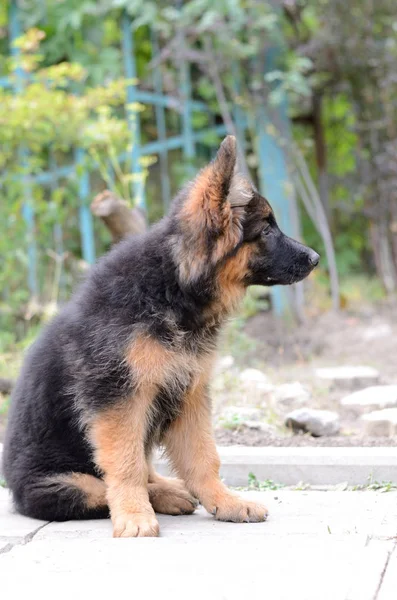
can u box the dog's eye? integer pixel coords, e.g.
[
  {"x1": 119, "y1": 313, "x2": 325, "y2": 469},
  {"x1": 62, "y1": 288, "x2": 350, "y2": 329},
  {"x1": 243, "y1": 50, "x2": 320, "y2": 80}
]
[{"x1": 262, "y1": 223, "x2": 271, "y2": 236}]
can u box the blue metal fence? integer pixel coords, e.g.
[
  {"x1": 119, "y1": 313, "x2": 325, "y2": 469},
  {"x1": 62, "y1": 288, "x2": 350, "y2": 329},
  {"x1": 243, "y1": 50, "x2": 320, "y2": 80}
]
[{"x1": 2, "y1": 1, "x2": 298, "y2": 316}]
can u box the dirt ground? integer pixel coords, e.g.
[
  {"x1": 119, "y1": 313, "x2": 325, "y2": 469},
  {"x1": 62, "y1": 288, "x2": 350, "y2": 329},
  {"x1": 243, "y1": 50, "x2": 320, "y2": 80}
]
[
  {"x1": 243, "y1": 298, "x2": 397, "y2": 381},
  {"x1": 215, "y1": 429, "x2": 397, "y2": 447},
  {"x1": 215, "y1": 297, "x2": 397, "y2": 446}
]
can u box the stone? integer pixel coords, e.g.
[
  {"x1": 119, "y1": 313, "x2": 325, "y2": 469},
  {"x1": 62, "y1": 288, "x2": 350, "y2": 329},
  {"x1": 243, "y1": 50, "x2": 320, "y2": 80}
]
[
  {"x1": 239, "y1": 368, "x2": 270, "y2": 389},
  {"x1": 361, "y1": 408, "x2": 397, "y2": 437},
  {"x1": 341, "y1": 385, "x2": 397, "y2": 414},
  {"x1": 285, "y1": 408, "x2": 340, "y2": 437},
  {"x1": 214, "y1": 355, "x2": 234, "y2": 374},
  {"x1": 273, "y1": 382, "x2": 310, "y2": 411},
  {"x1": 315, "y1": 366, "x2": 380, "y2": 391},
  {"x1": 240, "y1": 420, "x2": 275, "y2": 433},
  {"x1": 236, "y1": 368, "x2": 274, "y2": 407}
]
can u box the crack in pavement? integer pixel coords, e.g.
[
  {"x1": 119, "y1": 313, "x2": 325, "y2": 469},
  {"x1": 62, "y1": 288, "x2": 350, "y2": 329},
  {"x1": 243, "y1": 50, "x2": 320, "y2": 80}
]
[
  {"x1": 0, "y1": 521, "x2": 50, "y2": 556},
  {"x1": 373, "y1": 538, "x2": 397, "y2": 600}
]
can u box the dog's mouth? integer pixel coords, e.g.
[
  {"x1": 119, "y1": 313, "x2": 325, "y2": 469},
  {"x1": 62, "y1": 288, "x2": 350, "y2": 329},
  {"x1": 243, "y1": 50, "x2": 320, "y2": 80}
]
[{"x1": 264, "y1": 264, "x2": 317, "y2": 287}]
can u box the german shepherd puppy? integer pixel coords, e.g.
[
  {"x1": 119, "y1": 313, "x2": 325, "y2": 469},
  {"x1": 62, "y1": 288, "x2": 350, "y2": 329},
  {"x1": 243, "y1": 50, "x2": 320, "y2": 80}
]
[{"x1": 3, "y1": 136, "x2": 319, "y2": 537}]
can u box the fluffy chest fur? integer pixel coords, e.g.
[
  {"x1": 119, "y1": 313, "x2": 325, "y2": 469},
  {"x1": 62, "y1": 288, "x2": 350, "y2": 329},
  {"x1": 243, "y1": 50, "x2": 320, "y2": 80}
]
[{"x1": 125, "y1": 331, "x2": 216, "y2": 448}]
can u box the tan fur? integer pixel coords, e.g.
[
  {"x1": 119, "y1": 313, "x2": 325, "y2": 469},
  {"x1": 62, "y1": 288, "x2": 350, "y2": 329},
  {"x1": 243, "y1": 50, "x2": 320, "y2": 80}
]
[
  {"x1": 175, "y1": 157, "x2": 251, "y2": 284},
  {"x1": 126, "y1": 332, "x2": 215, "y2": 394},
  {"x1": 88, "y1": 336, "x2": 214, "y2": 536},
  {"x1": 147, "y1": 474, "x2": 198, "y2": 516},
  {"x1": 89, "y1": 392, "x2": 159, "y2": 537},
  {"x1": 60, "y1": 473, "x2": 107, "y2": 509},
  {"x1": 147, "y1": 462, "x2": 197, "y2": 515},
  {"x1": 214, "y1": 244, "x2": 255, "y2": 316},
  {"x1": 42, "y1": 473, "x2": 107, "y2": 510},
  {"x1": 262, "y1": 200, "x2": 273, "y2": 219},
  {"x1": 163, "y1": 369, "x2": 269, "y2": 523},
  {"x1": 125, "y1": 333, "x2": 191, "y2": 385}
]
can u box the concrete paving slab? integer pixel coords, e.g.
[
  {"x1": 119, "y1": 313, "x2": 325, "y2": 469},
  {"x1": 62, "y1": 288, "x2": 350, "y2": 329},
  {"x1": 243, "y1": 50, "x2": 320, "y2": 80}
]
[
  {"x1": 30, "y1": 491, "x2": 397, "y2": 541},
  {"x1": 0, "y1": 536, "x2": 391, "y2": 600},
  {"x1": 377, "y1": 542, "x2": 397, "y2": 600},
  {"x1": 345, "y1": 539, "x2": 396, "y2": 600},
  {"x1": 0, "y1": 486, "x2": 48, "y2": 548},
  {"x1": 0, "y1": 536, "x2": 392, "y2": 600},
  {"x1": 1, "y1": 488, "x2": 397, "y2": 599}
]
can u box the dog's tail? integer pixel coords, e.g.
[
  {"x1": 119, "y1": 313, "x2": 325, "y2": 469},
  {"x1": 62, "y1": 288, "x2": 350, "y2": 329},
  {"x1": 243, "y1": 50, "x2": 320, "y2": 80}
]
[{"x1": 11, "y1": 472, "x2": 109, "y2": 521}]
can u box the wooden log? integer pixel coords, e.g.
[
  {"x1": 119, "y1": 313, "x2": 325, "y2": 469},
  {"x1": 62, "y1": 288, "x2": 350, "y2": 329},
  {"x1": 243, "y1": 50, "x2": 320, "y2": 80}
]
[
  {"x1": 0, "y1": 377, "x2": 14, "y2": 395},
  {"x1": 90, "y1": 191, "x2": 147, "y2": 243}
]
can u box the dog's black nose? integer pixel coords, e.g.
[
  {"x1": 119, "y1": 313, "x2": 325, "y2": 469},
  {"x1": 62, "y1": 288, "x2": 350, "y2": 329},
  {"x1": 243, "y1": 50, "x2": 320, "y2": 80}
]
[{"x1": 308, "y1": 250, "x2": 320, "y2": 267}]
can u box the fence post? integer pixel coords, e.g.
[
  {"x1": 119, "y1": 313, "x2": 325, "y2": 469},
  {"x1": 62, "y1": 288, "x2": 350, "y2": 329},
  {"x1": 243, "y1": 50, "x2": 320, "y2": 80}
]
[
  {"x1": 176, "y1": 3, "x2": 195, "y2": 175},
  {"x1": 10, "y1": 0, "x2": 38, "y2": 297},
  {"x1": 180, "y1": 58, "x2": 194, "y2": 166},
  {"x1": 75, "y1": 148, "x2": 95, "y2": 265},
  {"x1": 232, "y1": 62, "x2": 246, "y2": 154},
  {"x1": 257, "y1": 106, "x2": 290, "y2": 317},
  {"x1": 121, "y1": 12, "x2": 146, "y2": 211},
  {"x1": 151, "y1": 29, "x2": 171, "y2": 210},
  {"x1": 258, "y1": 43, "x2": 300, "y2": 317}
]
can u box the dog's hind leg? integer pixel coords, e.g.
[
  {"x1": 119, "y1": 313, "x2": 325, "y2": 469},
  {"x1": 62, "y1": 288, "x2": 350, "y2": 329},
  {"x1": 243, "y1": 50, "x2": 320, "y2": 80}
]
[
  {"x1": 13, "y1": 473, "x2": 109, "y2": 521},
  {"x1": 147, "y1": 461, "x2": 198, "y2": 516}
]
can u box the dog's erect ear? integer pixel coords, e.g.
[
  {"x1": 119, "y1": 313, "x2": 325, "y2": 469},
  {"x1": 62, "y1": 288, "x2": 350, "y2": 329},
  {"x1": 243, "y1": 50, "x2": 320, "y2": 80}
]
[
  {"x1": 212, "y1": 135, "x2": 238, "y2": 196},
  {"x1": 175, "y1": 136, "x2": 253, "y2": 282},
  {"x1": 212, "y1": 136, "x2": 252, "y2": 209},
  {"x1": 182, "y1": 135, "x2": 252, "y2": 227}
]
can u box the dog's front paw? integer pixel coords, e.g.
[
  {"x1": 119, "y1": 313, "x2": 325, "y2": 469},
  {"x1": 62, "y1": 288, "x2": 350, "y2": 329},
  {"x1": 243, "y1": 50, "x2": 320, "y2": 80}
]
[
  {"x1": 211, "y1": 495, "x2": 268, "y2": 523},
  {"x1": 112, "y1": 512, "x2": 160, "y2": 538}
]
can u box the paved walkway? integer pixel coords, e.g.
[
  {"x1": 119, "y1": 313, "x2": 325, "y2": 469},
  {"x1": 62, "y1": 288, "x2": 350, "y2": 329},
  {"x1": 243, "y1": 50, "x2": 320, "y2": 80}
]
[{"x1": 1, "y1": 487, "x2": 396, "y2": 599}]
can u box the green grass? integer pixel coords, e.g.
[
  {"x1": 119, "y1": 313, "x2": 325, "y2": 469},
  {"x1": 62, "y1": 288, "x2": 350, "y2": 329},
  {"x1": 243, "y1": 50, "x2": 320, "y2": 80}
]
[
  {"x1": 247, "y1": 472, "x2": 284, "y2": 491},
  {"x1": 218, "y1": 413, "x2": 245, "y2": 430},
  {"x1": 352, "y1": 475, "x2": 397, "y2": 492}
]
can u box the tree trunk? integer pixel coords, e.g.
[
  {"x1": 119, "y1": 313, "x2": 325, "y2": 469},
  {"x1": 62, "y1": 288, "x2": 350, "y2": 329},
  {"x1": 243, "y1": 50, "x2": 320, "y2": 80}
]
[
  {"x1": 312, "y1": 93, "x2": 331, "y2": 222},
  {"x1": 371, "y1": 219, "x2": 397, "y2": 294},
  {"x1": 91, "y1": 191, "x2": 147, "y2": 243},
  {"x1": 390, "y1": 198, "x2": 397, "y2": 272}
]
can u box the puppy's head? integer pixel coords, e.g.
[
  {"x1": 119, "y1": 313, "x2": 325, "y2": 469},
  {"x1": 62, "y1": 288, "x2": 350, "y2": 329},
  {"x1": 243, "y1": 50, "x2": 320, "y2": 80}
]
[{"x1": 172, "y1": 136, "x2": 319, "y2": 301}]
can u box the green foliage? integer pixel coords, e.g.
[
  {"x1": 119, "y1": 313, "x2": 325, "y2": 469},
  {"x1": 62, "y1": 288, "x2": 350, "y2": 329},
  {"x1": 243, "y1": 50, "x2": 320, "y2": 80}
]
[
  {"x1": 352, "y1": 475, "x2": 397, "y2": 492},
  {"x1": 247, "y1": 472, "x2": 284, "y2": 491},
  {"x1": 219, "y1": 287, "x2": 269, "y2": 361},
  {"x1": 0, "y1": 28, "x2": 142, "y2": 341},
  {"x1": 323, "y1": 95, "x2": 357, "y2": 178},
  {"x1": 218, "y1": 412, "x2": 244, "y2": 430},
  {"x1": 0, "y1": 0, "x2": 390, "y2": 342},
  {"x1": 339, "y1": 276, "x2": 385, "y2": 305},
  {"x1": 240, "y1": 287, "x2": 270, "y2": 319},
  {"x1": 0, "y1": 396, "x2": 10, "y2": 416}
]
